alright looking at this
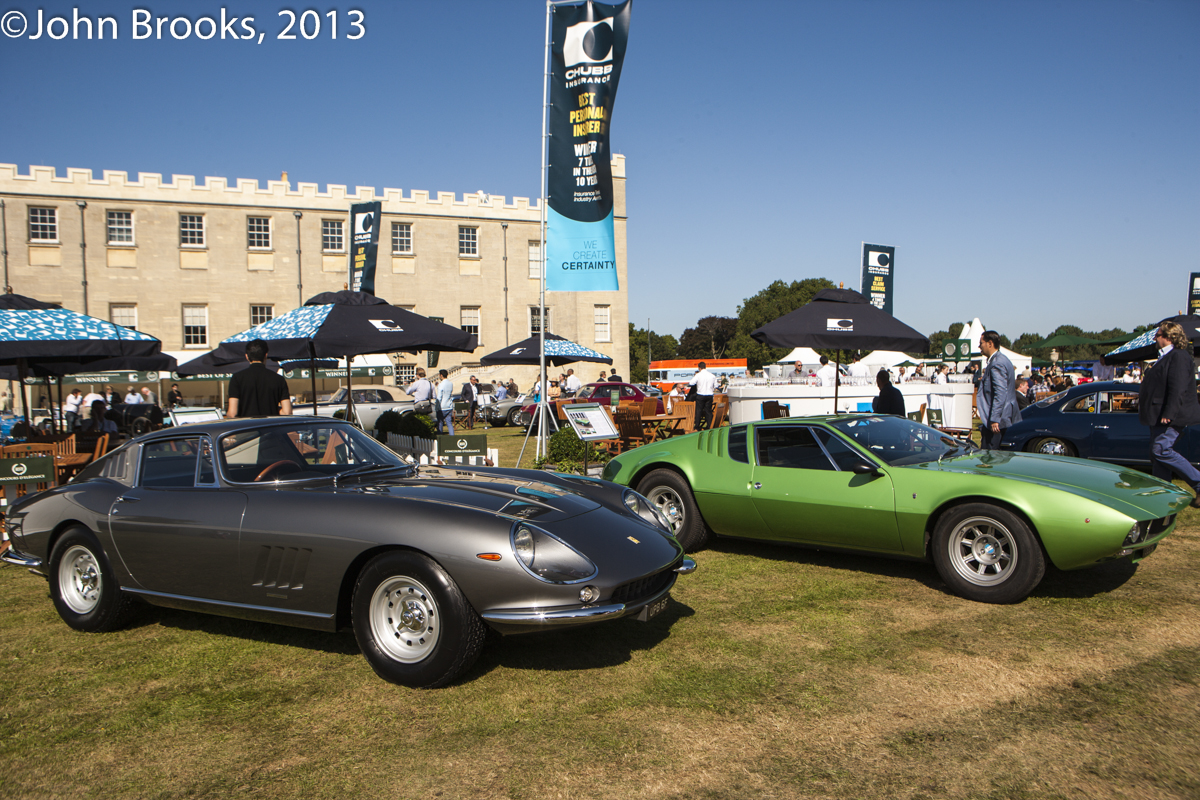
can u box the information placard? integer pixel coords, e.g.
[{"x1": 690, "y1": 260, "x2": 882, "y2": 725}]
[{"x1": 562, "y1": 403, "x2": 618, "y2": 442}]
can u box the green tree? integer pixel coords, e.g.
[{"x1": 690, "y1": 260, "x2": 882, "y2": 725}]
[
  {"x1": 678, "y1": 316, "x2": 738, "y2": 360},
  {"x1": 726, "y1": 278, "x2": 836, "y2": 372},
  {"x1": 627, "y1": 323, "x2": 679, "y2": 383}
]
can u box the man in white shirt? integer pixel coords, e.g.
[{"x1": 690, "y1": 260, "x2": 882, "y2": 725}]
[
  {"x1": 688, "y1": 361, "x2": 719, "y2": 430},
  {"x1": 564, "y1": 368, "x2": 582, "y2": 394},
  {"x1": 816, "y1": 356, "x2": 837, "y2": 387},
  {"x1": 435, "y1": 369, "x2": 455, "y2": 435},
  {"x1": 63, "y1": 389, "x2": 83, "y2": 431},
  {"x1": 124, "y1": 386, "x2": 142, "y2": 404},
  {"x1": 405, "y1": 368, "x2": 434, "y2": 413},
  {"x1": 847, "y1": 354, "x2": 871, "y2": 379}
]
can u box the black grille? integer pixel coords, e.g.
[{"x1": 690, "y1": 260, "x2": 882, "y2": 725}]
[
  {"x1": 1149, "y1": 515, "x2": 1175, "y2": 538},
  {"x1": 611, "y1": 565, "x2": 675, "y2": 605}
]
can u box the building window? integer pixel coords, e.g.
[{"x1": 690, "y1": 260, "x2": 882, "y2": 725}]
[
  {"x1": 180, "y1": 214, "x2": 205, "y2": 247},
  {"x1": 392, "y1": 222, "x2": 412, "y2": 254},
  {"x1": 110, "y1": 304, "x2": 137, "y2": 330},
  {"x1": 460, "y1": 307, "x2": 480, "y2": 339},
  {"x1": 183, "y1": 305, "x2": 208, "y2": 347},
  {"x1": 106, "y1": 211, "x2": 133, "y2": 245},
  {"x1": 529, "y1": 306, "x2": 552, "y2": 335},
  {"x1": 594, "y1": 305, "x2": 611, "y2": 342},
  {"x1": 247, "y1": 216, "x2": 271, "y2": 249},
  {"x1": 322, "y1": 220, "x2": 344, "y2": 252},
  {"x1": 250, "y1": 305, "x2": 274, "y2": 327},
  {"x1": 29, "y1": 207, "x2": 57, "y2": 242},
  {"x1": 528, "y1": 240, "x2": 541, "y2": 278},
  {"x1": 458, "y1": 226, "x2": 478, "y2": 257},
  {"x1": 395, "y1": 364, "x2": 417, "y2": 383}
]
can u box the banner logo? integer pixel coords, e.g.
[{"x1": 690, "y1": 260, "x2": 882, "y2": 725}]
[
  {"x1": 861, "y1": 243, "x2": 895, "y2": 315},
  {"x1": 827, "y1": 319, "x2": 854, "y2": 332},
  {"x1": 368, "y1": 319, "x2": 404, "y2": 332},
  {"x1": 349, "y1": 200, "x2": 381, "y2": 295},
  {"x1": 11, "y1": 463, "x2": 26, "y2": 476},
  {"x1": 563, "y1": 18, "x2": 615, "y2": 66}
]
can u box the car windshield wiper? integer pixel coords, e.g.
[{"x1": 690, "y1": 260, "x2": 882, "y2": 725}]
[
  {"x1": 937, "y1": 446, "x2": 963, "y2": 466},
  {"x1": 333, "y1": 462, "x2": 407, "y2": 487}
]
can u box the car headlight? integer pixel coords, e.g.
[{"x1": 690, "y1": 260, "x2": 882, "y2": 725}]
[
  {"x1": 1123, "y1": 522, "x2": 1146, "y2": 547},
  {"x1": 510, "y1": 524, "x2": 597, "y2": 584},
  {"x1": 623, "y1": 489, "x2": 671, "y2": 532}
]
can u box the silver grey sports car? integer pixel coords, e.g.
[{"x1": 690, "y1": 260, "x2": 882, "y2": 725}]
[{"x1": 2, "y1": 417, "x2": 694, "y2": 688}]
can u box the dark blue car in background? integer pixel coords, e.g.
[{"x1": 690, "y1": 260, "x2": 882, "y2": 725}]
[{"x1": 1000, "y1": 380, "x2": 1198, "y2": 468}]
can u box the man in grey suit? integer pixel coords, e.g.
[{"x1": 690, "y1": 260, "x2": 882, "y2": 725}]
[{"x1": 976, "y1": 330, "x2": 1021, "y2": 449}]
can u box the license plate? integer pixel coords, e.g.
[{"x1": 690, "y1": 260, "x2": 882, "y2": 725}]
[{"x1": 635, "y1": 594, "x2": 669, "y2": 622}]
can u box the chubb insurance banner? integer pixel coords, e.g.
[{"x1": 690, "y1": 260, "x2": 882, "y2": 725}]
[
  {"x1": 349, "y1": 201, "x2": 381, "y2": 295},
  {"x1": 1188, "y1": 272, "x2": 1200, "y2": 316},
  {"x1": 861, "y1": 243, "x2": 895, "y2": 315},
  {"x1": 546, "y1": 0, "x2": 631, "y2": 292}
]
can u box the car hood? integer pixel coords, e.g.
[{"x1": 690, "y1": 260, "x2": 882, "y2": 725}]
[
  {"x1": 907, "y1": 450, "x2": 1190, "y2": 518},
  {"x1": 334, "y1": 466, "x2": 604, "y2": 524}
]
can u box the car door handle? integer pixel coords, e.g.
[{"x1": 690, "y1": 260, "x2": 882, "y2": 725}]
[
  {"x1": 1095, "y1": 425, "x2": 1109, "y2": 429},
  {"x1": 116, "y1": 495, "x2": 140, "y2": 503}
]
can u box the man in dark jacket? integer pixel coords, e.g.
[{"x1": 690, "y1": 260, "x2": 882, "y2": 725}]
[
  {"x1": 872, "y1": 370, "x2": 905, "y2": 416},
  {"x1": 1139, "y1": 321, "x2": 1200, "y2": 506}
]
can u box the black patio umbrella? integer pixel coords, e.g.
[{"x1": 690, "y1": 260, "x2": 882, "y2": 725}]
[
  {"x1": 201, "y1": 291, "x2": 478, "y2": 416},
  {"x1": 1103, "y1": 315, "x2": 1200, "y2": 365},
  {"x1": 479, "y1": 333, "x2": 613, "y2": 367},
  {"x1": 751, "y1": 288, "x2": 929, "y2": 410},
  {"x1": 175, "y1": 351, "x2": 284, "y2": 378}
]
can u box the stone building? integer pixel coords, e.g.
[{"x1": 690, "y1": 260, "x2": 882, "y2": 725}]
[{"x1": 0, "y1": 160, "x2": 630, "y2": 389}]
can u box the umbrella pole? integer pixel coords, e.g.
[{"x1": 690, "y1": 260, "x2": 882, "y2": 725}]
[
  {"x1": 54, "y1": 377, "x2": 63, "y2": 435},
  {"x1": 308, "y1": 342, "x2": 319, "y2": 416},
  {"x1": 17, "y1": 358, "x2": 29, "y2": 431},
  {"x1": 345, "y1": 354, "x2": 356, "y2": 427},
  {"x1": 833, "y1": 350, "x2": 841, "y2": 413}
]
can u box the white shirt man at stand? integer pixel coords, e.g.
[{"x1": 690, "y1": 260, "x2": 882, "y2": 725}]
[
  {"x1": 688, "y1": 361, "x2": 719, "y2": 430},
  {"x1": 816, "y1": 356, "x2": 837, "y2": 387}
]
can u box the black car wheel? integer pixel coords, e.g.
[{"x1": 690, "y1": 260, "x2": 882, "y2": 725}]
[
  {"x1": 1029, "y1": 437, "x2": 1076, "y2": 458},
  {"x1": 49, "y1": 526, "x2": 136, "y2": 632},
  {"x1": 352, "y1": 551, "x2": 486, "y2": 689},
  {"x1": 932, "y1": 503, "x2": 1045, "y2": 604},
  {"x1": 506, "y1": 406, "x2": 523, "y2": 427},
  {"x1": 637, "y1": 469, "x2": 711, "y2": 552},
  {"x1": 131, "y1": 416, "x2": 153, "y2": 436}
]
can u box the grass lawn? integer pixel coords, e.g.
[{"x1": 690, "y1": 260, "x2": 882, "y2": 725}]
[{"x1": 1, "y1": 463, "x2": 1197, "y2": 799}]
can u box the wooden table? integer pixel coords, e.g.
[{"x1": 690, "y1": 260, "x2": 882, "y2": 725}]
[
  {"x1": 641, "y1": 411, "x2": 687, "y2": 441},
  {"x1": 55, "y1": 453, "x2": 92, "y2": 482}
]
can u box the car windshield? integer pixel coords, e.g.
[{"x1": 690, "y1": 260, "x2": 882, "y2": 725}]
[
  {"x1": 217, "y1": 421, "x2": 408, "y2": 483},
  {"x1": 829, "y1": 415, "x2": 970, "y2": 466}
]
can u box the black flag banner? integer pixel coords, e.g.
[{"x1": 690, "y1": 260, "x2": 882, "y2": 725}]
[
  {"x1": 861, "y1": 243, "x2": 895, "y2": 315},
  {"x1": 546, "y1": 0, "x2": 631, "y2": 292},
  {"x1": 349, "y1": 201, "x2": 381, "y2": 295}
]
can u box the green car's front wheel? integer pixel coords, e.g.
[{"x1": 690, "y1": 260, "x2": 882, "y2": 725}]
[
  {"x1": 638, "y1": 469, "x2": 711, "y2": 552},
  {"x1": 932, "y1": 504, "x2": 1045, "y2": 604}
]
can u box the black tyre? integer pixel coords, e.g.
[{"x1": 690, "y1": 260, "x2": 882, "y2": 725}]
[
  {"x1": 507, "y1": 406, "x2": 523, "y2": 427},
  {"x1": 637, "y1": 468, "x2": 711, "y2": 552},
  {"x1": 49, "y1": 526, "x2": 136, "y2": 632},
  {"x1": 130, "y1": 416, "x2": 152, "y2": 436},
  {"x1": 1028, "y1": 437, "x2": 1076, "y2": 457},
  {"x1": 931, "y1": 503, "x2": 1045, "y2": 604},
  {"x1": 352, "y1": 551, "x2": 487, "y2": 689}
]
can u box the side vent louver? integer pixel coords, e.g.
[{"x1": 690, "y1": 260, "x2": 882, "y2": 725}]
[{"x1": 252, "y1": 546, "x2": 312, "y2": 590}]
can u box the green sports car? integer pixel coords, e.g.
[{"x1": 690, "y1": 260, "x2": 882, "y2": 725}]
[{"x1": 601, "y1": 414, "x2": 1186, "y2": 604}]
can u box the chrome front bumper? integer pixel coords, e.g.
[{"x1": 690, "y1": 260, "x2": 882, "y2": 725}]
[{"x1": 1, "y1": 546, "x2": 44, "y2": 572}]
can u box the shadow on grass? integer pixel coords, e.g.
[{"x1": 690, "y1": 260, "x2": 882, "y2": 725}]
[
  {"x1": 123, "y1": 603, "x2": 362, "y2": 656},
  {"x1": 706, "y1": 536, "x2": 1141, "y2": 601},
  {"x1": 469, "y1": 599, "x2": 695, "y2": 679}
]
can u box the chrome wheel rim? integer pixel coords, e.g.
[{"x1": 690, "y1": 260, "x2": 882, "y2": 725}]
[
  {"x1": 947, "y1": 516, "x2": 1017, "y2": 586},
  {"x1": 1036, "y1": 439, "x2": 1068, "y2": 456},
  {"x1": 646, "y1": 486, "x2": 685, "y2": 535},
  {"x1": 370, "y1": 575, "x2": 440, "y2": 663},
  {"x1": 59, "y1": 544, "x2": 102, "y2": 614}
]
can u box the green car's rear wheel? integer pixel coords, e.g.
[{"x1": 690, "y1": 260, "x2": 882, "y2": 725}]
[
  {"x1": 638, "y1": 469, "x2": 711, "y2": 552},
  {"x1": 932, "y1": 503, "x2": 1045, "y2": 604}
]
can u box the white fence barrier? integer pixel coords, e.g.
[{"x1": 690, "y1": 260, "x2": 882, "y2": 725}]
[{"x1": 385, "y1": 432, "x2": 498, "y2": 467}]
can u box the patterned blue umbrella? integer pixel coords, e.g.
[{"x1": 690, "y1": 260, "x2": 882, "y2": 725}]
[
  {"x1": 1103, "y1": 315, "x2": 1200, "y2": 365},
  {"x1": 479, "y1": 333, "x2": 612, "y2": 367},
  {"x1": 0, "y1": 293, "x2": 162, "y2": 364}
]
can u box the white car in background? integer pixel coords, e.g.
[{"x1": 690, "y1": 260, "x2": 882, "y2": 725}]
[{"x1": 292, "y1": 384, "x2": 415, "y2": 430}]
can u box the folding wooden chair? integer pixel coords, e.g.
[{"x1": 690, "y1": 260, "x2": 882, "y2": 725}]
[
  {"x1": 612, "y1": 405, "x2": 647, "y2": 450},
  {"x1": 710, "y1": 402, "x2": 729, "y2": 429},
  {"x1": 0, "y1": 454, "x2": 57, "y2": 552},
  {"x1": 640, "y1": 398, "x2": 658, "y2": 417},
  {"x1": 673, "y1": 401, "x2": 699, "y2": 434},
  {"x1": 761, "y1": 400, "x2": 789, "y2": 420}
]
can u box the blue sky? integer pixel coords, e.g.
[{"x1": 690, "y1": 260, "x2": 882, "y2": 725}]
[{"x1": 2, "y1": 0, "x2": 1195, "y2": 344}]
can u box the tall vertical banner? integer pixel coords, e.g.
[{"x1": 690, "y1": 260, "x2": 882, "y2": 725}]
[
  {"x1": 546, "y1": 0, "x2": 631, "y2": 292},
  {"x1": 861, "y1": 243, "x2": 895, "y2": 315},
  {"x1": 1189, "y1": 272, "x2": 1200, "y2": 316},
  {"x1": 349, "y1": 201, "x2": 381, "y2": 295}
]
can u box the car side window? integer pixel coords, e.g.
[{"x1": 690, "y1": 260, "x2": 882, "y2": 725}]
[
  {"x1": 1100, "y1": 392, "x2": 1139, "y2": 413},
  {"x1": 140, "y1": 438, "x2": 201, "y2": 488},
  {"x1": 755, "y1": 426, "x2": 836, "y2": 471},
  {"x1": 728, "y1": 424, "x2": 749, "y2": 463},
  {"x1": 622, "y1": 386, "x2": 636, "y2": 398},
  {"x1": 576, "y1": 386, "x2": 593, "y2": 399},
  {"x1": 812, "y1": 428, "x2": 871, "y2": 472},
  {"x1": 1063, "y1": 394, "x2": 1097, "y2": 413}
]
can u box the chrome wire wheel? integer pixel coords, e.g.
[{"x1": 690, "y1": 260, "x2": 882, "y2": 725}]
[
  {"x1": 369, "y1": 575, "x2": 441, "y2": 664},
  {"x1": 58, "y1": 544, "x2": 103, "y2": 615},
  {"x1": 947, "y1": 515, "x2": 1018, "y2": 586},
  {"x1": 646, "y1": 485, "x2": 685, "y2": 536}
]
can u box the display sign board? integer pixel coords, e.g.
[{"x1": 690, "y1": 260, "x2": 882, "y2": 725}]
[
  {"x1": 169, "y1": 407, "x2": 224, "y2": 427},
  {"x1": 562, "y1": 402, "x2": 618, "y2": 442},
  {"x1": 1189, "y1": 272, "x2": 1200, "y2": 316},
  {"x1": 349, "y1": 201, "x2": 381, "y2": 294},
  {"x1": 942, "y1": 339, "x2": 972, "y2": 361},
  {"x1": 438, "y1": 434, "x2": 487, "y2": 459},
  {"x1": 0, "y1": 456, "x2": 54, "y2": 484},
  {"x1": 861, "y1": 243, "x2": 895, "y2": 315}
]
